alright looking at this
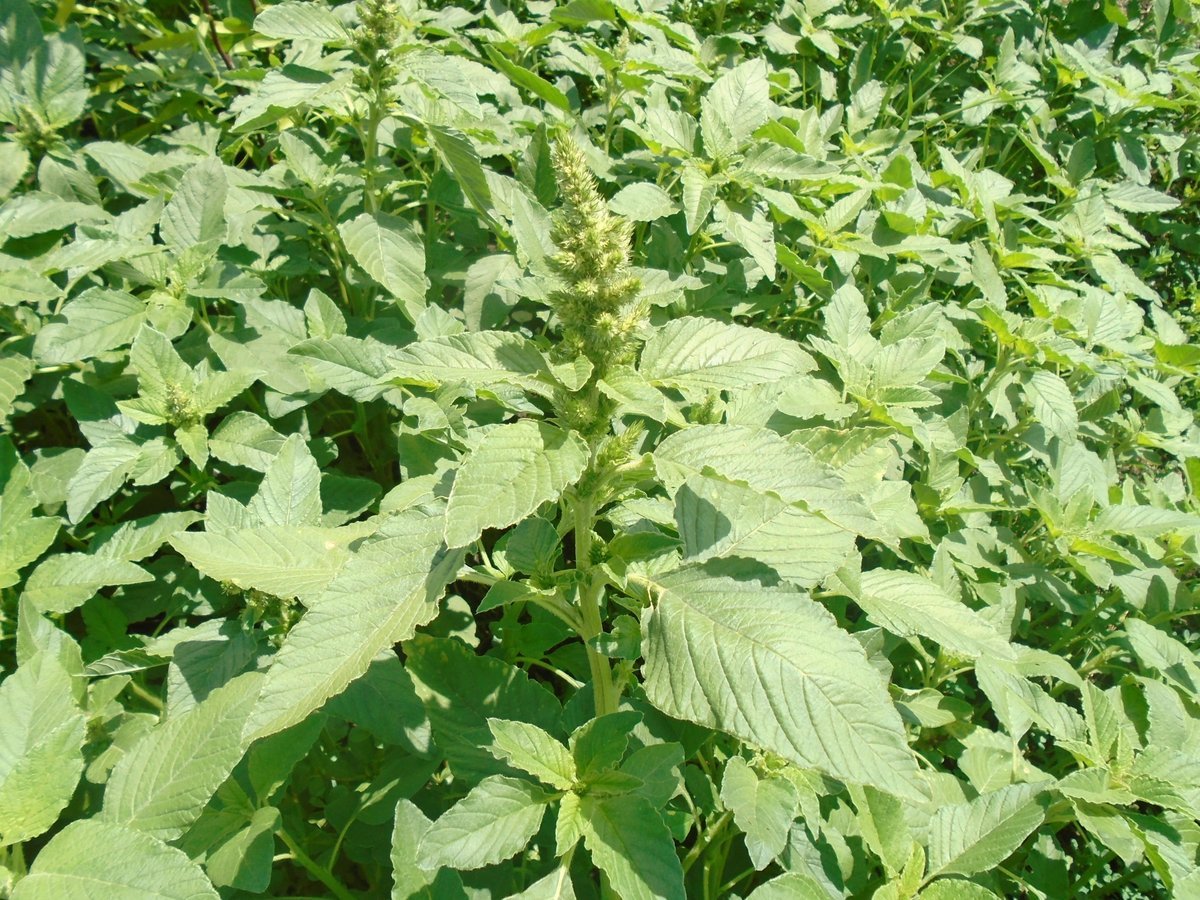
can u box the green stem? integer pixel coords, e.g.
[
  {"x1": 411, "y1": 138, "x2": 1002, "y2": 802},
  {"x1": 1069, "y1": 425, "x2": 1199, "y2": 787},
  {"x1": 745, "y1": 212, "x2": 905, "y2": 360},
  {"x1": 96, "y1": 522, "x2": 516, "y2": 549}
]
[
  {"x1": 681, "y1": 810, "x2": 733, "y2": 875},
  {"x1": 277, "y1": 828, "x2": 356, "y2": 900},
  {"x1": 574, "y1": 493, "x2": 618, "y2": 717}
]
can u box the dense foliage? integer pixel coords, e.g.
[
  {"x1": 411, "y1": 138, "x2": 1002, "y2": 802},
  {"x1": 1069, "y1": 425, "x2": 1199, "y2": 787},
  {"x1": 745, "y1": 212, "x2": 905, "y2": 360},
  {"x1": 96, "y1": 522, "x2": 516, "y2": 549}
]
[{"x1": 1, "y1": 0, "x2": 1199, "y2": 897}]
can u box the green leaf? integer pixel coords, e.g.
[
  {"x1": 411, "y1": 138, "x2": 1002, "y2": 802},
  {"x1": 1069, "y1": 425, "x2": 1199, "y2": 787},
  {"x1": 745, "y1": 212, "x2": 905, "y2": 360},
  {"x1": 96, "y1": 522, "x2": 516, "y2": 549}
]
[
  {"x1": 16, "y1": 27, "x2": 88, "y2": 130},
  {"x1": 100, "y1": 672, "x2": 261, "y2": 840},
  {"x1": 488, "y1": 718, "x2": 575, "y2": 789},
  {"x1": 429, "y1": 126, "x2": 495, "y2": 223},
  {"x1": 254, "y1": 1, "x2": 349, "y2": 42},
  {"x1": 701, "y1": 59, "x2": 771, "y2": 160},
  {"x1": 289, "y1": 335, "x2": 393, "y2": 401},
  {"x1": 508, "y1": 866, "x2": 577, "y2": 900},
  {"x1": 1024, "y1": 370, "x2": 1078, "y2": 440},
  {"x1": 419, "y1": 775, "x2": 549, "y2": 870},
  {"x1": 242, "y1": 505, "x2": 459, "y2": 742},
  {"x1": 160, "y1": 158, "x2": 227, "y2": 249},
  {"x1": 207, "y1": 412, "x2": 287, "y2": 471},
  {"x1": 338, "y1": 212, "x2": 428, "y2": 310},
  {"x1": 10, "y1": 819, "x2": 218, "y2": 900},
  {"x1": 641, "y1": 567, "x2": 925, "y2": 800},
  {"x1": 926, "y1": 784, "x2": 1047, "y2": 878},
  {"x1": 407, "y1": 636, "x2": 563, "y2": 782},
  {"x1": 326, "y1": 656, "x2": 431, "y2": 756},
  {"x1": 853, "y1": 569, "x2": 1015, "y2": 661},
  {"x1": 65, "y1": 440, "x2": 143, "y2": 524},
  {"x1": 0, "y1": 352, "x2": 31, "y2": 424},
  {"x1": 22, "y1": 553, "x2": 152, "y2": 615},
  {"x1": 609, "y1": 182, "x2": 677, "y2": 222},
  {"x1": 918, "y1": 880, "x2": 1001, "y2": 899},
  {"x1": 654, "y1": 425, "x2": 877, "y2": 536},
  {"x1": 0, "y1": 463, "x2": 60, "y2": 589},
  {"x1": 483, "y1": 45, "x2": 571, "y2": 112},
  {"x1": 567, "y1": 714, "x2": 637, "y2": 781},
  {"x1": 579, "y1": 793, "x2": 685, "y2": 900},
  {"x1": 386, "y1": 331, "x2": 552, "y2": 394},
  {"x1": 445, "y1": 420, "x2": 588, "y2": 548},
  {"x1": 720, "y1": 757, "x2": 800, "y2": 869},
  {"x1": 247, "y1": 434, "x2": 322, "y2": 527},
  {"x1": 849, "y1": 784, "x2": 913, "y2": 875},
  {"x1": 675, "y1": 473, "x2": 855, "y2": 588},
  {"x1": 639, "y1": 317, "x2": 813, "y2": 391},
  {"x1": 33, "y1": 289, "x2": 147, "y2": 364},
  {"x1": 92, "y1": 511, "x2": 201, "y2": 562},
  {"x1": 745, "y1": 872, "x2": 831, "y2": 900},
  {"x1": 0, "y1": 651, "x2": 85, "y2": 846},
  {"x1": 169, "y1": 525, "x2": 353, "y2": 601}
]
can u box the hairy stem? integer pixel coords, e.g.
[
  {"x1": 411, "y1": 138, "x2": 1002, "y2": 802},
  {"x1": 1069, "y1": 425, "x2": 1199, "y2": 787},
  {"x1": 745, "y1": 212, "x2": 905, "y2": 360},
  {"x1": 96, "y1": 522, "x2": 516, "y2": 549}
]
[{"x1": 574, "y1": 492, "x2": 618, "y2": 717}]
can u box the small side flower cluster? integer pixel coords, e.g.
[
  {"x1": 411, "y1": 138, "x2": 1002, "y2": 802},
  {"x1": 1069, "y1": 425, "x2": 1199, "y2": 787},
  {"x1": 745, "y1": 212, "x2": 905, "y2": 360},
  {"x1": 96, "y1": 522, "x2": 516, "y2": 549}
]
[{"x1": 547, "y1": 134, "x2": 645, "y2": 382}]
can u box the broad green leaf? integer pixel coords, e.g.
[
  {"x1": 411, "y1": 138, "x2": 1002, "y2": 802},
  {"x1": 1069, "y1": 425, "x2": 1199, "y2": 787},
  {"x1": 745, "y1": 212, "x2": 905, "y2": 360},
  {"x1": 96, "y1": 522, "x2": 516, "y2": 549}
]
[
  {"x1": 745, "y1": 872, "x2": 831, "y2": 900},
  {"x1": 338, "y1": 212, "x2": 428, "y2": 310},
  {"x1": 1094, "y1": 504, "x2": 1200, "y2": 538},
  {"x1": 290, "y1": 335, "x2": 394, "y2": 401},
  {"x1": 10, "y1": 819, "x2": 218, "y2": 900},
  {"x1": 680, "y1": 164, "x2": 717, "y2": 234},
  {"x1": 160, "y1": 158, "x2": 227, "y2": 249},
  {"x1": 488, "y1": 719, "x2": 575, "y2": 789},
  {"x1": 407, "y1": 636, "x2": 563, "y2": 782},
  {"x1": 429, "y1": 126, "x2": 495, "y2": 223},
  {"x1": 1104, "y1": 181, "x2": 1179, "y2": 212},
  {"x1": 65, "y1": 440, "x2": 144, "y2": 524},
  {"x1": 242, "y1": 505, "x2": 459, "y2": 741},
  {"x1": 22, "y1": 553, "x2": 152, "y2": 614},
  {"x1": 445, "y1": 420, "x2": 588, "y2": 548},
  {"x1": 508, "y1": 866, "x2": 577, "y2": 900},
  {"x1": 570, "y1": 711, "x2": 642, "y2": 781},
  {"x1": 391, "y1": 800, "x2": 467, "y2": 899},
  {"x1": 203, "y1": 806, "x2": 279, "y2": 893},
  {"x1": 33, "y1": 289, "x2": 147, "y2": 364},
  {"x1": 675, "y1": 473, "x2": 855, "y2": 587},
  {"x1": 0, "y1": 651, "x2": 85, "y2": 846},
  {"x1": 419, "y1": 775, "x2": 549, "y2": 870},
  {"x1": 170, "y1": 525, "x2": 353, "y2": 601},
  {"x1": 0, "y1": 353, "x2": 31, "y2": 423},
  {"x1": 1124, "y1": 618, "x2": 1200, "y2": 697},
  {"x1": 609, "y1": 182, "x2": 677, "y2": 222},
  {"x1": 926, "y1": 784, "x2": 1047, "y2": 878},
  {"x1": 208, "y1": 412, "x2": 287, "y2": 471},
  {"x1": 639, "y1": 317, "x2": 813, "y2": 391},
  {"x1": 483, "y1": 45, "x2": 571, "y2": 111},
  {"x1": 718, "y1": 200, "x2": 776, "y2": 277},
  {"x1": 701, "y1": 59, "x2": 771, "y2": 160},
  {"x1": 853, "y1": 570, "x2": 1015, "y2": 661},
  {"x1": 849, "y1": 784, "x2": 913, "y2": 875},
  {"x1": 720, "y1": 756, "x2": 800, "y2": 869},
  {"x1": 918, "y1": 880, "x2": 1001, "y2": 899},
  {"x1": 254, "y1": 1, "x2": 349, "y2": 42},
  {"x1": 579, "y1": 793, "x2": 685, "y2": 900},
  {"x1": 1024, "y1": 370, "x2": 1077, "y2": 440},
  {"x1": 654, "y1": 425, "x2": 878, "y2": 536},
  {"x1": 247, "y1": 434, "x2": 321, "y2": 527},
  {"x1": 326, "y1": 656, "x2": 431, "y2": 756},
  {"x1": 0, "y1": 463, "x2": 60, "y2": 589},
  {"x1": 386, "y1": 331, "x2": 552, "y2": 393},
  {"x1": 641, "y1": 567, "x2": 925, "y2": 800},
  {"x1": 92, "y1": 511, "x2": 201, "y2": 562},
  {"x1": 100, "y1": 672, "x2": 261, "y2": 840}
]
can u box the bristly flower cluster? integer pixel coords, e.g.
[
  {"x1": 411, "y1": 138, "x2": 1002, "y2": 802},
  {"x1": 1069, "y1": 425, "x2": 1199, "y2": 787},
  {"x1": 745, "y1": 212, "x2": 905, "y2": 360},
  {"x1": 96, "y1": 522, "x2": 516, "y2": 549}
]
[
  {"x1": 355, "y1": 0, "x2": 402, "y2": 80},
  {"x1": 547, "y1": 133, "x2": 644, "y2": 381}
]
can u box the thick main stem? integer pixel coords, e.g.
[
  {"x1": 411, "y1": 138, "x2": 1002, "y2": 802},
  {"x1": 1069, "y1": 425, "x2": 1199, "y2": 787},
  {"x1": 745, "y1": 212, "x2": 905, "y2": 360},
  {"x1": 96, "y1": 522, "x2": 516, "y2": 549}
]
[{"x1": 574, "y1": 493, "x2": 619, "y2": 717}]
